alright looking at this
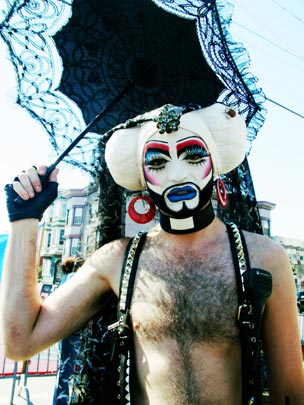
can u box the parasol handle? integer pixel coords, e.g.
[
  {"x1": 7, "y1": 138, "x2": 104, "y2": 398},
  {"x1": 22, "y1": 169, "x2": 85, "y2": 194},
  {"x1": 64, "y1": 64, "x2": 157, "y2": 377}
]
[
  {"x1": 14, "y1": 81, "x2": 135, "y2": 205},
  {"x1": 51, "y1": 80, "x2": 135, "y2": 168}
]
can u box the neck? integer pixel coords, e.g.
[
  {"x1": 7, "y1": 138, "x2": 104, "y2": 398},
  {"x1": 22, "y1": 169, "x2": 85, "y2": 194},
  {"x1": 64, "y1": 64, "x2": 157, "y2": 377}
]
[{"x1": 159, "y1": 202, "x2": 215, "y2": 234}]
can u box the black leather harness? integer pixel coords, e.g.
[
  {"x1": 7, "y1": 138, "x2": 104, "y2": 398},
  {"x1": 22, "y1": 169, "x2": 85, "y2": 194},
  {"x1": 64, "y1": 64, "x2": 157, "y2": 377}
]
[{"x1": 109, "y1": 223, "x2": 272, "y2": 405}]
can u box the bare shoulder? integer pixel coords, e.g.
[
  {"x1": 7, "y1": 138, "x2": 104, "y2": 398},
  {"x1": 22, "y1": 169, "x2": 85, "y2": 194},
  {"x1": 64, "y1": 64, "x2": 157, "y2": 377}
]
[
  {"x1": 85, "y1": 236, "x2": 132, "y2": 295},
  {"x1": 242, "y1": 230, "x2": 296, "y2": 319},
  {"x1": 242, "y1": 230, "x2": 290, "y2": 275}
]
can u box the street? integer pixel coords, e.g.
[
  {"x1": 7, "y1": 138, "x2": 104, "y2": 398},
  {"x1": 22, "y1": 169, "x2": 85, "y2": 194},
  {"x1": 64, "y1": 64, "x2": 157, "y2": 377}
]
[
  {"x1": 0, "y1": 341, "x2": 59, "y2": 405},
  {"x1": 0, "y1": 375, "x2": 56, "y2": 405}
]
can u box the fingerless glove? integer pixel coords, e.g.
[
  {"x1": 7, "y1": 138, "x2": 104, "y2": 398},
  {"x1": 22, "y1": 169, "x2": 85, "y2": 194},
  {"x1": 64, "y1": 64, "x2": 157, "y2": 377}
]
[{"x1": 5, "y1": 181, "x2": 58, "y2": 222}]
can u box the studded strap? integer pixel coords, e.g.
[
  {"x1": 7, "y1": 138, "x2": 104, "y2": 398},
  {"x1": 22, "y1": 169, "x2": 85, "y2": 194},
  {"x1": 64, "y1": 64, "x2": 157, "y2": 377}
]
[
  {"x1": 118, "y1": 231, "x2": 147, "y2": 405},
  {"x1": 119, "y1": 231, "x2": 146, "y2": 312}
]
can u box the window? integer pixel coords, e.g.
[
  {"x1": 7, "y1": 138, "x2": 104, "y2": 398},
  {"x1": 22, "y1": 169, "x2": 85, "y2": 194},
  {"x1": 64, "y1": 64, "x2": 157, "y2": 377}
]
[
  {"x1": 71, "y1": 238, "x2": 79, "y2": 256},
  {"x1": 66, "y1": 209, "x2": 70, "y2": 225},
  {"x1": 73, "y1": 207, "x2": 83, "y2": 225},
  {"x1": 59, "y1": 229, "x2": 65, "y2": 245},
  {"x1": 46, "y1": 232, "x2": 51, "y2": 248}
]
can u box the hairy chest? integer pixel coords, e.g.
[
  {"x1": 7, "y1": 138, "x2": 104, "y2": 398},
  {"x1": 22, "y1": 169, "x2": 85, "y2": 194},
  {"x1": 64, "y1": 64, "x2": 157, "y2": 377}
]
[{"x1": 131, "y1": 247, "x2": 239, "y2": 344}]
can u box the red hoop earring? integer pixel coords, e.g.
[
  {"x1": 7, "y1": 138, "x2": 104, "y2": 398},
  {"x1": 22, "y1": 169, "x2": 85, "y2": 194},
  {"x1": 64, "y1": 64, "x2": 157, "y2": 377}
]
[
  {"x1": 216, "y1": 178, "x2": 228, "y2": 208},
  {"x1": 128, "y1": 196, "x2": 156, "y2": 224}
]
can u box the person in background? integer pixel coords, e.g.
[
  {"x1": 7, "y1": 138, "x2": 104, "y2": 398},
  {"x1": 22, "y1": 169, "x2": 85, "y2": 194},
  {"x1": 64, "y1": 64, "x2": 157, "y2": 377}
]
[{"x1": 53, "y1": 257, "x2": 84, "y2": 405}]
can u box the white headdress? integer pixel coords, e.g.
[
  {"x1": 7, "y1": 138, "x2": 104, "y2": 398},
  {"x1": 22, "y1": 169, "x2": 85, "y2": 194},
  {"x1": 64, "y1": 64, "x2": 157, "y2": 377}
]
[{"x1": 105, "y1": 103, "x2": 247, "y2": 191}]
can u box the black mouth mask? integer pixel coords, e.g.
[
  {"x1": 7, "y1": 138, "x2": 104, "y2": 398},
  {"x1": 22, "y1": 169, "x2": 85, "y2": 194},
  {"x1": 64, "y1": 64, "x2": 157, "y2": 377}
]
[{"x1": 147, "y1": 178, "x2": 214, "y2": 219}]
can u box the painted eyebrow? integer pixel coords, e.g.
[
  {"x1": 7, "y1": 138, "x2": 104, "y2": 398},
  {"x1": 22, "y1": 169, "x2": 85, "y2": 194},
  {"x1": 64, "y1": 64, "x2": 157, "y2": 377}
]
[
  {"x1": 144, "y1": 141, "x2": 170, "y2": 157},
  {"x1": 176, "y1": 137, "x2": 209, "y2": 156}
]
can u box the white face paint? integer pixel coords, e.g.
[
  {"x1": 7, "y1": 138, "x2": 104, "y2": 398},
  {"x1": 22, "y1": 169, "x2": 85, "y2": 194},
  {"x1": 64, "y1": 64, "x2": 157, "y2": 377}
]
[{"x1": 143, "y1": 129, "x2": 213, "y2": 216}]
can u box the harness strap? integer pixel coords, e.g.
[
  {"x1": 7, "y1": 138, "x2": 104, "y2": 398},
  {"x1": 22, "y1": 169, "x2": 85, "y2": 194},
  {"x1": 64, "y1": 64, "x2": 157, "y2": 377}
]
[
  {"x1": 109, "y1": 225, "x2": 271, "y2": 405},
  {"x1": 226, "y1": 222, "x2": 272, "y2": 405},
  {"x1": 108, "y1": 231, "x2": 147, "y2": 405},
  {"x1": 226, "y1": 222, "x2": 251, "y2": 404}
]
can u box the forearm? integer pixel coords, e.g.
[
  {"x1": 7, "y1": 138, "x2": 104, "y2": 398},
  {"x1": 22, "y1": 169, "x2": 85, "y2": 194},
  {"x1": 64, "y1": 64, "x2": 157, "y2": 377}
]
[{"x1": 0, "y1": 219, "x2": 42, "y2": 359}]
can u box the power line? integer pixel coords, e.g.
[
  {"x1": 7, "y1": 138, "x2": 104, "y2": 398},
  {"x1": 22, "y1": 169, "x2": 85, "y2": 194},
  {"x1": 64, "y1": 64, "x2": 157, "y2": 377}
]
[
  {"x1": 233, "y1": 35, "x2": 304, "y2": 75},
  {"x1": 271, "y1": 0, "x2": 304, "y2": 25},
  {"x1": 234, "y1": 22, "x2": 304, "y2": 63},
  {"x1": 266, "y1": 97, "x2": 304, "y2": 119},
  {"x1": 231, "y1": 6, "x2": 304, "y2": 119},
  {"x1": 232, "y1": 1, "x2": 285, "y2": 44}
]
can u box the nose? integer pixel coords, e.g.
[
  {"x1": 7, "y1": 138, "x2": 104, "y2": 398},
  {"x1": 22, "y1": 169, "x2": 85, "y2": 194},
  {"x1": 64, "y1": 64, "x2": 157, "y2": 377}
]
[{"x1": 168, "y1": 161, "x2": 187, "y2": 182}]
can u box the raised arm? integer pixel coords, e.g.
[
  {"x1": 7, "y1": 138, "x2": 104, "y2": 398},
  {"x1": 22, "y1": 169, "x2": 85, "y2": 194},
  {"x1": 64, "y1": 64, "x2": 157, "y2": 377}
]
[{"x1": 0, "y1": 166, "x2": 118, "y2": 360}]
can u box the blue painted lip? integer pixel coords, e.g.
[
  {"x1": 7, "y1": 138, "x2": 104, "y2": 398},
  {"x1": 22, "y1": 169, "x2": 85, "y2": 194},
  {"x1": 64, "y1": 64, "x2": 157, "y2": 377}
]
[{"x1": 167, "y1": 186, "x2": 196, "y2": 202}]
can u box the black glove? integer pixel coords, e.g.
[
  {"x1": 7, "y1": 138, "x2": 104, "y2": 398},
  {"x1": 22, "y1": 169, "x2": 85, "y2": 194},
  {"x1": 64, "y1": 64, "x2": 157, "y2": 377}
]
[{"x1": 5, "y1": 181, "x2": 58, "y2": 222}]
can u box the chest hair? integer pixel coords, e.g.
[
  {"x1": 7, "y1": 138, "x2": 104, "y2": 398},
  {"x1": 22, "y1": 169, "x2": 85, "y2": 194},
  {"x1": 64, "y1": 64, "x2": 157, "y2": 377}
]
[{"x1": 131, "y1": 244, "x2": 239, "y2": 345}]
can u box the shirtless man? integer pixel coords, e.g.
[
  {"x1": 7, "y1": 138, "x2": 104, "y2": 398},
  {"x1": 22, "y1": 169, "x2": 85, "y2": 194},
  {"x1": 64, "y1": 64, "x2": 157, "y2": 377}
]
[{"x1": 1, "y1": 103, "x2": 304, "y2": 404}]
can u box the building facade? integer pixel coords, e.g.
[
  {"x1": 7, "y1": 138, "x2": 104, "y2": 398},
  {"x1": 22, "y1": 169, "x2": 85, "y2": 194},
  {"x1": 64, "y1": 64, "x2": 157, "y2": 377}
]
[{"x1": 39, "y1": 184, "x2": 100, "y2": 284}]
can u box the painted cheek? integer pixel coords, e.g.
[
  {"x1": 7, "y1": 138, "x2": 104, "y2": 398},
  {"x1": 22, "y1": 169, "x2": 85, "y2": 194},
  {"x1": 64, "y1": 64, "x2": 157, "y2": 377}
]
[
  {"x1": 143, "y1": 166, "x2": 160, "y2": 186},
  {"x1": 201, "y1": 158, "x2": 212, "y2": 179}
]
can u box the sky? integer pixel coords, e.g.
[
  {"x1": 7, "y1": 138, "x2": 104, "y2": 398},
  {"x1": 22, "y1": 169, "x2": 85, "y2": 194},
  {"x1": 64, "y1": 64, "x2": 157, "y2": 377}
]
[{"x1": 0, "y1": 0, "x2": 303, "y2": 239}]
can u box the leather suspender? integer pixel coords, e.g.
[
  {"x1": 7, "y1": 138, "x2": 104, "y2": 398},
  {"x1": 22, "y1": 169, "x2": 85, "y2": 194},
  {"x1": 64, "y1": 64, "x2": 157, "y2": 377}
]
[
  {"x1": 108, "y1": 231, "x2": 147, "y2": 405},
  {"x1": 109, "y1": 225, "x2": 271, "y2": 405},
  {"x1": 226, "y1": 222, "x2": 254, "y2": 404},
  {"x1": 226, "y1": 222, "x2": 272, "y2": 405}
]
